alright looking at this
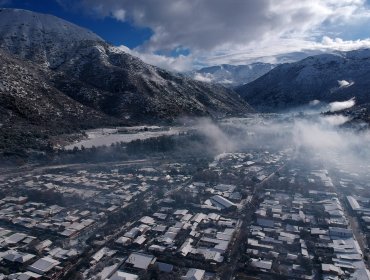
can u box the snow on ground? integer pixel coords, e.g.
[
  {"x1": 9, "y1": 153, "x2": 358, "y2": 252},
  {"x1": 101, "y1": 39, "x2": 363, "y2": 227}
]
[{"x1": 65, "y1": 126, "x2": 189, "y2": 150}]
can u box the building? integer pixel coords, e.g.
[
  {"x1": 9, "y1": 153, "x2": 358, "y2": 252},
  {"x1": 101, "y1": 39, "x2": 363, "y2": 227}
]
[
  {"x1": 347, "y1": 196, "x2": 361, "y2": 211},
  {"x1": 28, "y1": 257, "x2": 60, "y2": 275},
  {"x1": 329, "y1": 227, "x2": 353, "y2": 238},
  {"x1": 109, "y1": 271, "x2": 138, "y2": 280},
  {"x1": 210, "y1": 195, "x2": 236, "y2": 210},
  {"x1": 182, "y1": 268, "x2": 205, "y2": 280},
  {"x1": 125, "y1": 252, "x2": 156, "y2": 270}
]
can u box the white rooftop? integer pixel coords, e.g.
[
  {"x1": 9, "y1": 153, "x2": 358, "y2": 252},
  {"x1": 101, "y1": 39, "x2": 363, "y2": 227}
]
[{"x1": 125, "y1": 252, "x2": 155, "y2": 270}]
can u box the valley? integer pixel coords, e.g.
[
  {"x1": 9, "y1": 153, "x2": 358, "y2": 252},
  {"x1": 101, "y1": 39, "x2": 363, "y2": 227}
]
[
  {"x1": 1, "y1": 4, "x2": 370, "y2": 280},
  {"x1": 1, "y1": 113, "x2": 370, "y2": 280}
]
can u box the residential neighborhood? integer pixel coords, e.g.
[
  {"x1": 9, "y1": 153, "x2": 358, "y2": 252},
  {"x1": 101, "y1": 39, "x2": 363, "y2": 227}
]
[{"x1": 0, "y1": 143, "x2": 370, "y2": 279}]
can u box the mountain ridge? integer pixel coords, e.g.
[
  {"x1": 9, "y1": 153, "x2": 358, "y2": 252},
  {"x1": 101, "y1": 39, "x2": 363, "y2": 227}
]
[
  {"x1": 236, "y1": 49, "x2": 370, "y2": 112},
  {"x1": 0, "y1": 8, "x2": 252, "y2": 156},
  {"x1": 0, "y1": 8, "x2": 252, "y2": 121}
]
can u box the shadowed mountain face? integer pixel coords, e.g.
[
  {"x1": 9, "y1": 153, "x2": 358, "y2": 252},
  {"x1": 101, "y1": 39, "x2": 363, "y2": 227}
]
[
  {"x1": 0, "y1": 49, "x2": 115, "y2": 128},
  {"x1": 0, "y1": 48, "x2": 124, "y2": 155},
  {"x1": 236, "y1": 49, "x2": 370, "y2": 112}
]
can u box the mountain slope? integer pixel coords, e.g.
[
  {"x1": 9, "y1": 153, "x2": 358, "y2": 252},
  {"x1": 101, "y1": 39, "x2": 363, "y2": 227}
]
[
  {"x1": 0, "y1": 8, "x2": 252, "y2": 123},
  {"x1": 0, "y1": 8, "x2": 103, "y2": 68},
  {"x1": 50, "y1": 43, "x2": 251, "y2": 121},
  {"x1": 236, "y1": 49, "x2": 370, "y2": 111},
  {"x1": 192, "y1": 63, "x2": 276, "y2": 87},
  {"x1": 0, "y1": 49, "x2": 123, "y2": 155},
  {"x1": 0, "y1": 49, "x2": 117, "y2": 127},
  {"x1": 0, "y1": 8, "x2": 253, "y2": 156}
]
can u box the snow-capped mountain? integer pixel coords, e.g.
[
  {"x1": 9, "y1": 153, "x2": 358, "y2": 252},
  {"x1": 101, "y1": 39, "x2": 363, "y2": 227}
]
[
  {"x1": 0, "y1": 8, "x2": 252, "y2": 121},
  {"x1": 192, "y1": 63, "x2": 275, "y2": 87},
  {"x1": 0, "y1": 48, "x2": 122, "y2": 154},
  {"x1": 0, "y1": 8, "x2": 103, "y2": 68},
  {"x1": 0, "y1": 8, "x2": 253, "y2": 155},
  {"x1": 47, "y1": 43, "x2": 252, "y2": 121},
  {"x1": 236, "y1": 49, "x2": 370, "y2": 112},
  {"x1": 0, "y1": 49, "x2": 107, "y2": 125},
  {"x1": 0, "y1": 9, "x2": 250, "y2": 121}
]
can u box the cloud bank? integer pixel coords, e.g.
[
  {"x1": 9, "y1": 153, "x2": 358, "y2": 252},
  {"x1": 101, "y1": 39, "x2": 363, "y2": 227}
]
[
  {"x1": 196, "y1": 110, "x2": 370, "y2": 177},
  {"x1": 62, "y1": 0, "x2": 370, "y2": 70}
]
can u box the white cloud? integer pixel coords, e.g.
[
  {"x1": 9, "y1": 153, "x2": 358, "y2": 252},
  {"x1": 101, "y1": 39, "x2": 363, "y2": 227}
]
[
  {"x1": 116, "y1": 45, "x2": 193, "y2": 72},
  {"x1": 338, "y1": 80, "x2": 350, "y2": 87},
  {"x1": 77, "y1": 0, "x2": 370, "y2": 50},
  {"x1": 322, "y1": 115, "x2": 351, "y2": 125},
  {"x1": 120, "y1": 36, "x2": 370, "y2": 72},
  {"x1": 112, "y1": 9, "x2": 125, "y2": 21},
  {"x1": 338, "y1": 79, "x2": 355, "y2": 88},
  {"x1": 309, "y1": 100, "x2": 321, "y2": 106},
  {"x1": 70, "y1": 0, "x2": 370, "y2": 70},
  {"x1": 321, "y1": 36, "x2": 370, "y2": 50},
  {"x1": 193, "y1": 73, "x2": 214, "y2": 83},
  {"x1": 194, "y1": 36, "x2": 370, "y2": 67},
  {"x1": 328, "y1": 98, "x2": 356, "y2": 112}
]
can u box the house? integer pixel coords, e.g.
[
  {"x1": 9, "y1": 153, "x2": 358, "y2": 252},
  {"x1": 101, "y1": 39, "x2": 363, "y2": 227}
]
[
  {"x1": 329, "y1": 227, "x2": 353, "y2": 238},
  {"x1": 125, "y1": 252, "x2": 156, "y2": 270},
  {"x1": 109, "y1": 271, "x2": 138, "y2": 280},
  {"x1": 250, "y1": 258, "x2": 272, "y2": 271},
  {"x1": 347, "y1": 196, "x2": 361, "y2": 211},
  {"x1": 7, "y1": 271, "x2": 41, "y2": 279},
  {"x1": 2, "y1": 250, "x2": 36, "y2": 264},
  {"x1": 28, "y1": 257, "x2": 60, "y2": 275},
  {"x1": 182, "y1": 268, "x2": 205, "y2": 280},
  {"x1": 156, "y1": 262, "x2": 173, "y2": 273}
]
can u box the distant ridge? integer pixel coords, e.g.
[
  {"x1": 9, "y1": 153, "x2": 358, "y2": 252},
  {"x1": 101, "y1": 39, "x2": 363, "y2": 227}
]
[{"x1": 236, "y1": 49, "x2": 370, "y2": 112}]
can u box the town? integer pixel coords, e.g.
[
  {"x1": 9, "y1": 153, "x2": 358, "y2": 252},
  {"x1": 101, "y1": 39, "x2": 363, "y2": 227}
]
[{"x1": 0, "y1": 132, "x2": 370, "y2": 280}]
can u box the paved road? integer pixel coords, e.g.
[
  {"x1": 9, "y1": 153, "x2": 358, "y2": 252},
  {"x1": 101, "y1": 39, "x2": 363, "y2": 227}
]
[{"x1": 0, "y1": 158, "x2": 164, "y2": 181}]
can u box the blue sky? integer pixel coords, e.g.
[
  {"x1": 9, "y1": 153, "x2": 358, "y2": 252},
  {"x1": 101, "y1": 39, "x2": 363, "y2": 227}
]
[
  {"x1": 1, "y1": 0, "x2": 370, "y2": 71},
  {"x1": 0, "y1": 0, "x2": 152, "y2": 48}
]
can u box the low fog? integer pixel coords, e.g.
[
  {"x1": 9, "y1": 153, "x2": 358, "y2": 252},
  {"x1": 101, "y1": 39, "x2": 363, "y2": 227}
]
[
  {"x1": 338, "y1": 79, "x2": 354, "y2": 89},
  {"x1": 194, "y1": 102, "x2": 370, "y2": 178},
  {"x1": 328, "y1": 98, "x2": 356, "y2": 112}
]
